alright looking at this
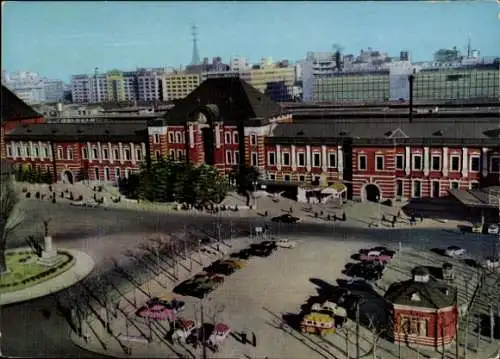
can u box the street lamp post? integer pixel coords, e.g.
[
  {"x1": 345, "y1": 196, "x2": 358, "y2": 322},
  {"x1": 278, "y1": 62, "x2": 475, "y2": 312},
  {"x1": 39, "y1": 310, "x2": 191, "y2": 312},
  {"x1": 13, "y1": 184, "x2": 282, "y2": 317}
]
[{"x1": 376, "y1": 195, "x2": 382, "y2": 227}]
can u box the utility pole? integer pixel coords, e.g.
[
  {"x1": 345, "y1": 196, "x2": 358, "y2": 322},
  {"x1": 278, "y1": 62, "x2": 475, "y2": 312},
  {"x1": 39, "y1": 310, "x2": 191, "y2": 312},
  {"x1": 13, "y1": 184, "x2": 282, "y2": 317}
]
[
  {"x1": 356, "y1": 302, "x2": 360, "y2": 359},
  {"x1": 345, "y1": 326, "x2": 350, "y2": 359}
]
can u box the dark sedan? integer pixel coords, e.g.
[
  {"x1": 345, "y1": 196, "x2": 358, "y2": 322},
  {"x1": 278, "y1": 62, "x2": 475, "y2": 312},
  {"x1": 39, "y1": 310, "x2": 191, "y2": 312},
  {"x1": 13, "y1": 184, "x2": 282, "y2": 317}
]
[{"x1": 271, "y1": 214, "x2": 301, "y2": 223}]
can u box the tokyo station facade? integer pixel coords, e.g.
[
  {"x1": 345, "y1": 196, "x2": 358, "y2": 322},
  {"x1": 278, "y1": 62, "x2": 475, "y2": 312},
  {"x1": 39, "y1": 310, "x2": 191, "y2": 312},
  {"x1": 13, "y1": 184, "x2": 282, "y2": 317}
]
[{"x1": 2, "y1": 79, "x2": 499, "y2": 203}]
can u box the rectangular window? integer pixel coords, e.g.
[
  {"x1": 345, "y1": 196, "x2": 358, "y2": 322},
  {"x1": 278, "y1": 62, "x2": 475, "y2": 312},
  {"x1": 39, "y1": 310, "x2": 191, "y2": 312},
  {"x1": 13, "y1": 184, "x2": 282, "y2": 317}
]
[
  {"x1": 431, "y1": 155, "x2": 441, "y2": 171},
  {"x1": 268, "y1": 152, "x2": 276, "y2": 166},
  {"x1": 226, "y1": 150, "x2": 233, "y2": 164},
  {"x1": 67, "y1": 148, "x2": 73, "y2": 160},
  {"x1": 412, "y1": 180, "x2": 422, "y2": 198},
  {"x1": 168, "y1": 149, "x2": 175, "y2": 159},
  {"x1": 225, "y1": 132, "x2": 231, "y2": 144},
  {"x1": 34, "y1": 147, "x2": 39, "y2": 157},
  {"x1": 92, "y1": 148, "x2": 98, "y2": 160},
  {"x1": 168, "y1": 132, "x2": 175, "y2": 143},
  {"x1": 299, "y1": 175, "x2": 306, "y2": 182},
  {"x1": 412, "y1": 154, "x2": 423, "y2": 171},
  {"x1": 450, "y1": 155, "x2": 461, "y2": 171},
  {"x1": 282, "y1": 152, "x2": 290, "y2": 166},
  {"x1": 450, "y1": 181, "x2": 460, "y2": 189},
  {"x1": 358, "y1": 154, "x2": 367, "y2": 170},
  {"x1": 102, "y1": 148, "x2": 109, "y2": 160},
  {"x1": 176, "y1": 132, "x2": 182, "y2": 143},
  {"x1": 124, "y1": 149, "x2": 131, "y2": 161},
  {"x1": 375, "y1": 155, "x2": 384, "y2": 171},
  {"x1": 284, "y1": 175, "x2": 291, "y2": 182},
  {"x1": 396, "y1": 154, "x2": 404, "y2": 170},
  {"x1": 115, "y1": 167, "x2": 121, "y2": 179},
  {"x1": 17, "y1": 147, "x2": 22, "y2": 157},
  {"x1": 490, "y1": 156, "x2": 500, "y2": 173},
  {"x1": 297, "y1": 152, "x2": 305, "y2": 167},
  {"x1": 328, "y1": 153, "x2": 337, "y2": 168},
  {"x1": 250, "y1": 134, "x2": 257, "y2": 146},
  {"x1": 269, "y1": 174, "x2": 276, "y2": 180},
  {"x1": 57, "y1": 148, "x2": 63, "y2": 160},
  {"x1": 104, "y1": 167, "x2": 110, "y2": 181},
  {"x1": 177, "y1": 150, "x2": 183, "y2": 160},
  {"x1": 470, "y1": 182, "x2": 479, "y2": 190},
  {"x1": 470, "y1": 156, "x2": 480, "y2": 172},
  {"x1": 26, "y1": 147, "x2": 31, "y2": 157},
  {"x1": 154, "y1": 133, "x2": 160, "y2": 144},
  {"x1": 44, "y1": 147, "x2": 49, "y2": 158},
  {"x1": 233, "y1": 132, "x2": 239, "y2": 144},
  {"x1": 234, "y1": 151, "x2": 240, "y2": 164},
  {"x1": 156, "y1": 151, "x2": 162, "y2": 160},
  {"x1": 94, "y1": 167, "x2": 100, "y2": 180},
  {"x1": 312, "y1": 153, "x2": 321, "y2": 167},
  {"x1": 136, "y1": 149, "x2": 142, "y2": 161},
  {"x1": 7, "y1": 146, "x2": 12, "y2": 157},
  {"x1": 251, "y1": 152, "x2": 258, "y2": 166},
  {"x1": 82, "y1": 148, "x2": 88, "y2": 159}
]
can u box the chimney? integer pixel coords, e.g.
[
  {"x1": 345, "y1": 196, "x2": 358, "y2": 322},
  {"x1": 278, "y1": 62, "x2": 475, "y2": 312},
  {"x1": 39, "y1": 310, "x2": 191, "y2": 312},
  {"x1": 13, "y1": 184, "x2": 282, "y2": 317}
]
[{"x1": 408, "y1": 74, "x2": 414, "y2": 123}]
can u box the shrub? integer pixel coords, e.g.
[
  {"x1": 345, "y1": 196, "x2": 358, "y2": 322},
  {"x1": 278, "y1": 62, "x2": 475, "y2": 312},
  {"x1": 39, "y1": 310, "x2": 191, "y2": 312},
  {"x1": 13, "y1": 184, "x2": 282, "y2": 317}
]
[
  {"x1": 60, "y1": 192, "x2": 64, "y2": 198},
  {"x1": 65, "y1": 189, "x2": 69, "y2": 193},
  {"x1": 35, "y1": 191, "x2": 41, "y2": 199},
  {"x1": 265, "y1": 210, "x2": 268, "y2": 217},
  {"x1": 22, "y1": 187, "x2": 28, "y2": 193},
  {"x1": 52, "y1": 197, "x2": 56, "y2": 203},
  {"x1": 77, "y1": 195, "x2": 83, "y2": 201},
  {"x1": 234, "y1": 205, "x2": 239, "y2": 211},
  {"x1": 314, "y1": 212, "x2": 318, "y2": 218},
  {"x1": 48, "y1": 185, "x2": 52, "y2": 192},
  {"x1": 26, "y1": 192, "x2": 31, "y2": 198},
  {"x1": 342, "y1": 212, "x2": 346, "y2": 221},
  {"x1": 69, "y1": 192, "x2": 74, "y2": 200}
]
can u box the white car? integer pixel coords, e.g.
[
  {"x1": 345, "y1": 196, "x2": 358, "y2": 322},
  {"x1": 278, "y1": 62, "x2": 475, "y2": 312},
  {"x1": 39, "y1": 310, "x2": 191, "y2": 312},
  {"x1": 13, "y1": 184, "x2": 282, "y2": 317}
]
[
  {"x1": 201, "y1": 246, "x2": 219, "y2": 256},
  {"x1": 275, "y1": 239, "x2": 297, "y2": 249},
  {"x1": 483, "y1": 257, "x2": 500, "y2": 270},
  {"x1": 445, "y1": 246, "x2": 466, "y2": 257},
  {"x1": 487, "y1": 224, "x2": 499, "y2": 235}
]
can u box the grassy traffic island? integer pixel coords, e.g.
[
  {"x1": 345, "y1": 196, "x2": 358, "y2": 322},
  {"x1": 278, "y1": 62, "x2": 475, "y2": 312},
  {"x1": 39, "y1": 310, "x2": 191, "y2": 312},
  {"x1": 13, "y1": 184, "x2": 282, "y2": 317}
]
[{"x1": 0, "y1": 249, "x2": 75, "y2": 294}]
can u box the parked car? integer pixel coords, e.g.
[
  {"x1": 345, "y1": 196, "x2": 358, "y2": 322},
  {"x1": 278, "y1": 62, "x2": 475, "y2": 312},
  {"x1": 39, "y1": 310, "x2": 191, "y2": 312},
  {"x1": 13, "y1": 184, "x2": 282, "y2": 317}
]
[
  {"x1": 201, "y1": 246, "x2": 219, "y2": 256},
  {"x1": 487, "y1": 223, "x2": 499, "y2": 235},
  {"x1": 136, "y1": 303, "x2": 178, "y2": 321},
  {"x1": 472, "y1": 223, "x2": 483, "y2": 234},
  {"x1": 193, "y1": 272, "x2": 225, "y2": 284},
  {"x1": 146, "y1": 297, "x2": 186, "y2": 313},
  {"x1": 275, "y1": 238, "x2": 297, "y2": 248},
  {"x1": 359, "y1": 250, "x2": 392, "y2": 263},
  {"x1": 207, "y1": 323, "x2": 231, "y2": 352},
  {"x1": 171, "y1": 319, "x2": 198, "y2": 344},
  {"x1": 271, "y1": 214, "x2": 301, "y2": 223},
  {"x1": 249, "y1": 245, "x2": 275, "y2": 257},
  {"x1": 445, "y1": 246, "x2": 466, "y2": 257},
  {"x1": 230, "y1": 249, "x2": 252, "y2": 260}
]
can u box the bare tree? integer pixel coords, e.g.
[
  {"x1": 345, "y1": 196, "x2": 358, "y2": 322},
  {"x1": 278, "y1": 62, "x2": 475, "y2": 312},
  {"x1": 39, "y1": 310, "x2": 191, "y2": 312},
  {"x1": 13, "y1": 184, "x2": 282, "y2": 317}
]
[
  {"x1": 365, "y1": 314, "x2": 386, "y2": 359},
  {"x1": 0, "y1": 180, "x2": 25, "y2": 273}
]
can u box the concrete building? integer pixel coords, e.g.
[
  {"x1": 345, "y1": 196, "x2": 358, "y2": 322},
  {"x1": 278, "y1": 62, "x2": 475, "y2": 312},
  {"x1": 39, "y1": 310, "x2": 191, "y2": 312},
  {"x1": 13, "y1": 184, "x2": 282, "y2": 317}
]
[
  {"x1": 248, "y1": 65, "x2": 296, "y2": 101},
  {"x1": 201, "y1": 70, "x2": 251, "y2": 83},
  {"x1": 43, "y1": 79, "x2": 65, "y2": 103},
  {"x1": 229, "y1": 56, "x2": 250, "y2": 72},
  {"x1": 3, "y1": 71, "x2": 46, "y2": 105},
  {"x1": 106, "y1": 70, "x2": 126, "y2": 103},
  {"x1": 164, "y1": 73, "x2": 200, "y2": 101},
  {"x1": 135, "y1": 69, "x2": 165, "y2": 102}
]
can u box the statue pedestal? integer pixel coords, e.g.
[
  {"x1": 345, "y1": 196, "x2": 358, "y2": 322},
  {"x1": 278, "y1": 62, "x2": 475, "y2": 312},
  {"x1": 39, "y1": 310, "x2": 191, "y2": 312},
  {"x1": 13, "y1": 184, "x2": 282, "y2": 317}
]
[{"x1": 37, "y1": 236, "x2": 62, "y2": 267}]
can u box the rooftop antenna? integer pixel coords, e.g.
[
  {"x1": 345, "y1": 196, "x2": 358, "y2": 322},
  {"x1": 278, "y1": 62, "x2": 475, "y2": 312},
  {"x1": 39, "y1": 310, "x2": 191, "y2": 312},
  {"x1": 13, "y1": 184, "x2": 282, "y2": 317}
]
[
  {"x1": 191, "y1": 25, "x2": 201, "y2": 65},
  {"x1": 467, "y1": 34, "x2": 471, "y2": 58}
]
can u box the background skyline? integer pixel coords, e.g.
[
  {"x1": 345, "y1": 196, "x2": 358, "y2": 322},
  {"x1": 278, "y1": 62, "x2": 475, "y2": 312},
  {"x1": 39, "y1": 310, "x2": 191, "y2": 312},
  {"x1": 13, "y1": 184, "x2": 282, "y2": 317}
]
[{"x1": 2, "y1": 1, "x2": 499, "y2": 82}]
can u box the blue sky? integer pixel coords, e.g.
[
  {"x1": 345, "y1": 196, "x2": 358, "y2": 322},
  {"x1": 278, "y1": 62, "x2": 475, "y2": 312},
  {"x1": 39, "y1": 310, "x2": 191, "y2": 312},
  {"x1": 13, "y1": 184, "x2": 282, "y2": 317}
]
[{"x1": 2, "y1": 1, "x2": 499, "y2": 82}]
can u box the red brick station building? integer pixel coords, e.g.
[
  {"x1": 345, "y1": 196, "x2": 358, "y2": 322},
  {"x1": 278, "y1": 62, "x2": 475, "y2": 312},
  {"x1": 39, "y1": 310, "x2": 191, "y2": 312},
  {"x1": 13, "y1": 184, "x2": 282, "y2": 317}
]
[{"x1": 1, "y1": 80, "x2": 499, "y2": 203}]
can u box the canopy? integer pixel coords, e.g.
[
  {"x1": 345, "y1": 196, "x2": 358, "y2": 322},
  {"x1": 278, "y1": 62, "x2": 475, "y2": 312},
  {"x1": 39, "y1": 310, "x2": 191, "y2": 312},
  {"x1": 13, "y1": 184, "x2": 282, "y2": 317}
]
[{"x1": 321, "y1": 182, "x2": 347, "y2": 195}]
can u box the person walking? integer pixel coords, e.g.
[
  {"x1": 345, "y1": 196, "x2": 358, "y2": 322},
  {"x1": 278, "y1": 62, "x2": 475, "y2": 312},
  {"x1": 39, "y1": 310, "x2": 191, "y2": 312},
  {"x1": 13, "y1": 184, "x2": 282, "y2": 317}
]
[
  {"x1": 240, "y1": 329, "x2": 248, "y2": 344},
  {"x1": 251, "y1": 331, "x2": 257, "y2": 347}
]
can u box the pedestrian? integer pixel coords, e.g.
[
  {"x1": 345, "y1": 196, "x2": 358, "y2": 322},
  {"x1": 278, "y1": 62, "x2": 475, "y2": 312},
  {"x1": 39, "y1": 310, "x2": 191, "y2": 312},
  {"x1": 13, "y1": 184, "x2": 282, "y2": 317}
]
[
  {"x1": 251, "y1": 331, "x2": 257, "y2": 347},
  {"x1": 397, "y1": 210, "x2": 401, "y2": 218},
  {"x1": 420, "y1": 213, "x2": 424, "y2": 222}
]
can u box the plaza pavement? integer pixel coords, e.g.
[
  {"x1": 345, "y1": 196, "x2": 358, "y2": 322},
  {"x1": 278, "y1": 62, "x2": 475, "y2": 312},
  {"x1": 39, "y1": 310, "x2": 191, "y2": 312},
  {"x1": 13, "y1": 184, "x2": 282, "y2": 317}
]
[{"x1": 0, "y1": 249, "x2": 95, "y2": 306}]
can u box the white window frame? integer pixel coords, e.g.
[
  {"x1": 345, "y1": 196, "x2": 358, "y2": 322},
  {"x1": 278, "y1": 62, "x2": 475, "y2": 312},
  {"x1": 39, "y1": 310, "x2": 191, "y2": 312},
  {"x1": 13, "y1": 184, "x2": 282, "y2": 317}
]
[
  {"x1": 124, "y1": 148, "x2": 131, "y2": 161},
  {"x1": 125, "y1": 168, "x2": 130, "y2": 179},
  {"x1": 250, "y1": 134, "x2": 257, "y2": 146},
  {"x1": 268, "y1": 152, "x2": 276, "y2": 166},
  {"x1": 102, "y1": 148, "x2": 109, "y2": 160},
  {"x1": 251, "y1": 152, "x2": 258, "y2": 166},
  {"x1": 7, "y1": 146, "x2": 12, "y2": 157},
  {"x1": 17, "y1": 147, "x2": 22, "y2": 157},
  {"x1": 489, "y1": 155, "x2": 500, "y2": 173},
  {"x1": 269, "y1": 173, "x2": 276, "y2": 180},
  {"x1": 469, "y1": 181, "x2": 480, "y2": 190},
  {"x1": 450, "y1": 181, "x2": 460, "y2": 190},
  {"x1": 328, "y1": 152, "x2": 337, "y2": 168},
  {"x1": 358, "y1": 154, "x2": 367, "y2": 171},
  {"x1": 412, "y1": 180, "x2": 422, "y2": 198},
  {"x1": 412, "y1": 154, "x2": 423, "y2": 171},
  {"x1": 375, "y1": 155, "x2": 384, "y2": 171},
  {"x1": 177, "y1": 150, "x2": 183, "y2": 160},
  {"x1": 115, "y1": 167, "x2": 121, "y2": 179},
  {"x1": 154, "y1": 133, "x2": 160, "y2": 144},
  {"x1": 234, "y1": 150, "x2": 240, "y2": 164},
  {"x1": 82, "y1": 148, "x2": 88, "y2": 160},
  {"x1": 282, "y1": 152, "x2": 290, "y2": 166},
  {"x1": 168, "y1": 149, "x2": 175, "y2": 159},
  {"x1": 92, "y1": 147, "x2": 98, "y2": 160},
  {"x1": 136, "y1": 148, "x2": 142, "y2": 161},
  {"x1": 225, "y1": 132, "x2": 232, "y2": 144},
  {"x1": 312, "y1": 152, "x2": 321, "y2": 167},
  {"x1": 44, "y1": 147, "x2": 49, "y2": 158},
  {"x1": 168, "y1": 132, "x2": 175, "y2": 143},
  {"x1": 113, "y1": 148, "x2": 120, "y2": 160},
  {"x1": 57, "y1": 148, "x2": 63, "y2": 160},
  {"x1": 297, "y1": 152, "x2": 305, "y2": 167},
  {"x1": 469, "y1": 155, "x2": 481, "y2": 172},
  {"x1": 175, "y1": 132, "x2": 182, "y2": 143},
  {"x1": 395, "y1": 154, "x2": 404, "y2": 170},
  {"x1": 233, "y1": 132, "x2": 239, "y2": 144},
  {"x1": 67, "y1": 148, "x2": 73, "y2": 160},
  {"x1": 26, "y1": 146, "x2": 31, "y2": 157},
  {"x1": 104, "y1": 167, "x2": 110, "y2": 181},
  {"x1": 431, "y1": 155, "x2": 441, "y2": 171},
  {"x1": 299, "y1": 175, "x2": 306, "y2": 182},
  {"x1": 283, "y1": 174, "x2": 291, "y2": 182},
  {"x1": 226, "y1": 150, "x2": 233, "y2": 164},
  {"x1": 34, "y1": 146, "x2": 39, "y2": 158},
  {"x1": 450, "y1": 155, "x2": 461, "y2": 172},
  {"x1": 94, "y1": 167, "x2": 100, "y2": 180}
]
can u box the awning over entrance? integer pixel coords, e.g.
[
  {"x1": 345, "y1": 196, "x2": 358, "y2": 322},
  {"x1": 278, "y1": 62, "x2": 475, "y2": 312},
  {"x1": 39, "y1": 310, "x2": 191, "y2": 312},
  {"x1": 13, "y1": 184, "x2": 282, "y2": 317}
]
[
  {"x1": 321, "y1": 182, "x2": 347, "y2": 195},
  {"x1": 448, "y1": 187, "x2": 499, "y2": 209}
]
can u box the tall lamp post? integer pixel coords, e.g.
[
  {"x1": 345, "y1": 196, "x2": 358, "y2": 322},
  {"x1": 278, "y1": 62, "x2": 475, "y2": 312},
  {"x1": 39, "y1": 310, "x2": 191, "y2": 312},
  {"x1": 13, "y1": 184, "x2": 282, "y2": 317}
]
[{"x1": 376, "y1": 195, "x2": 382, "y2": 227}]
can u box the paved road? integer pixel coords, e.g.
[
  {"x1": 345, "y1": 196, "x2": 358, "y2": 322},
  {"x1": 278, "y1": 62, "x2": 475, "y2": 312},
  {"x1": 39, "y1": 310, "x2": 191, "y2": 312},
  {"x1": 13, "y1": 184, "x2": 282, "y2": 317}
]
[{"x1": 2, "y1": 201, "x2": 498, "y2": 358}]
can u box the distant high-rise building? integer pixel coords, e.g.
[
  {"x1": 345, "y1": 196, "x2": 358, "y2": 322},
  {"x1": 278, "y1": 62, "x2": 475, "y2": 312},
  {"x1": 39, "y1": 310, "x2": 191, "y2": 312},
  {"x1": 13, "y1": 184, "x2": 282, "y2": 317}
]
[
  {"x1": 43, "y1": 79, "x2": 65, "y2": 103},
  {"x1": 3, "y1": 71, "x2": 46, "y2": 104},
  {"x1": 400, "y1": 50, "x2": 410, "y2": 61},
  {"x1": 229, "y1": 56, "x2": 250, "y2": 72}
]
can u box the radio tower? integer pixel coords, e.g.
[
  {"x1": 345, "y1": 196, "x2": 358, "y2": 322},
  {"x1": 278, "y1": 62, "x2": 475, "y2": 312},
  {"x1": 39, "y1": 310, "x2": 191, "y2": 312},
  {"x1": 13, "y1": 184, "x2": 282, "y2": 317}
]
[{"x1": 191, "y1": 25, "x2": 201, "y2": 65}]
